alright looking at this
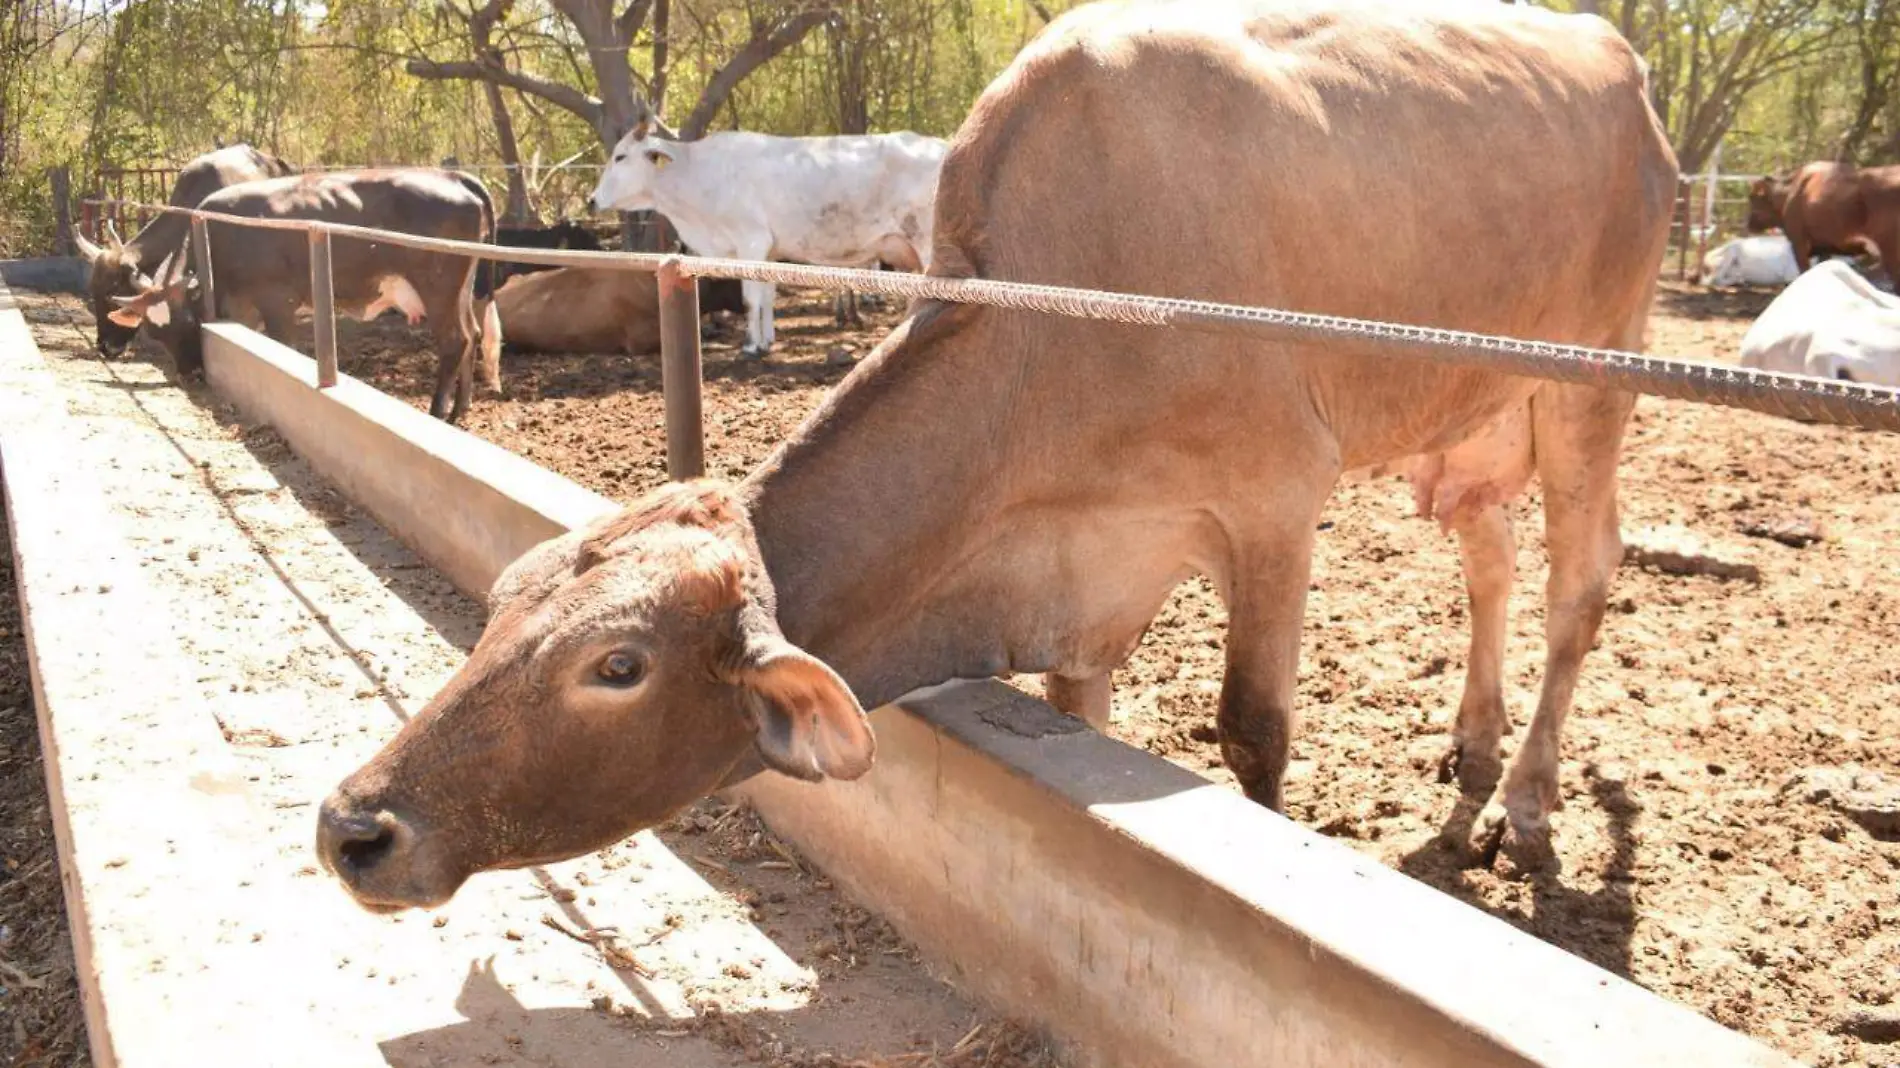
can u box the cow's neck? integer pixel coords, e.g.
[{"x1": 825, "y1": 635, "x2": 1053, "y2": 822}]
[{"x1": 739, "y1": 307, "x2": 1031, "y2": 709}]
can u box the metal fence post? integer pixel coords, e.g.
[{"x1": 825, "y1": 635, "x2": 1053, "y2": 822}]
[
  {"x1": 190, "y1": 216, "x2": 216, "y2": 319},
  {"x1": 656, "y1": 260, "x2": 705, "y2": 479},
  {"x1": 309, "y1": 230, "x2": 339, "y2": 388}
]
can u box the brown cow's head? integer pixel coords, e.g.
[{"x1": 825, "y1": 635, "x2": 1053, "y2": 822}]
[
  {"x1": 107, "y1": 265, "x2": 205, "y2": 376},
  {"x1": 74, "y1": 225, "x2": 147, "y2": 356},
  {"x1": 1746, "y1": 174, "x2": 1792, "y2": 235},
  {"x1": 316, "y1": 481, "x2": 874, "y2": 913}
]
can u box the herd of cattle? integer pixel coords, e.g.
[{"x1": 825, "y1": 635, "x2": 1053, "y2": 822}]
[
  {"x1": 53, "y1": 0, "x2": 1897, "y2": 913},
  {"x1": 74, "y1": 120, "x2": 948, "y2": 421},
  {"x1": 1702, "y1": 164, "x2": 1900, "y2": 385}
]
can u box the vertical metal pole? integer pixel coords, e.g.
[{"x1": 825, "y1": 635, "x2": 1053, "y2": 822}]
[
  {"x1": 189, "y1": 216, "x2": 216, "y2": 319},
  {"x1": 310, "y1": 230, "x2": 339, "y2": 388},
  {"x1": 1675, "y1": 184, "x2": 1691, "y2": 281},
  {"x1": 657, "y1": 260, "x2": 705, "y2": 479}
]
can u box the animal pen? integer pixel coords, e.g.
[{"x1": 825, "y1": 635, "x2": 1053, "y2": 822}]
[{"x1": 3, "y1": 193, "x2": 1895, "y2": 1066}]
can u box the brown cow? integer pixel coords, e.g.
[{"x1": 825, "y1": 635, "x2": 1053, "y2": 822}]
[
  {"x1": 111, "y1": 169, "x2": 502, "y2": 422},
  {"x1": 494, "y1": 267, "x2": 746, "y2": 356},
  {"x1": 1747, "y1": 162, "x2": 1891, "y2": 273},
  {"x1": 318, "y1": 0, "x2": 1675, "y2": 911},
  {"x1": 74, "y1": 144, "x2": 295, "y2": 356}
]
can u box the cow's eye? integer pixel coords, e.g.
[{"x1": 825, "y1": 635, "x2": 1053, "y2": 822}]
[
  {"x1": 613, "y1": 152, "x2": 626, "y2": 163},
  {"x1": 597, "y1": 650, "x2": 645, "y2": 687}
]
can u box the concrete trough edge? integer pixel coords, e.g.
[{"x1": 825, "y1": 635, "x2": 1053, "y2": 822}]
[{"x1": 196, "y1": 323, "x2": 1798, "y2": 1068}]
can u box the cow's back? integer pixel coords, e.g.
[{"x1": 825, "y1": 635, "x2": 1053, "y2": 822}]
[
  {"x1": 495, "y1": 268, "x2": 662, "y2": 355},
  {"x1": 932, "y1": 0, "x2": 1675, "y2": 464},
  {"x1": 1741, "y1": 260, "x2": 1900, "y2": 382},
  {"x1": 199, "y1": 170, "x2": 489, "y2": 307},
  {"x1": 169, "y1": 145, "x2": 295, "y2": 209}
]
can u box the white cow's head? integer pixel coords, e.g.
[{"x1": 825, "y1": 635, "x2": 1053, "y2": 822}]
[{"x1": 589, "y1": 110, "x2": 682, "y2": 215}]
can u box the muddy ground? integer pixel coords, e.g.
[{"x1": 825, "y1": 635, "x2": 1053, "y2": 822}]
[
  {"x1": 17, "y1": 280, "x2": 1900, "y2": 1066},
  {"x1": 9, "y1": 289, "x2": 1059, "y2": 1068}
]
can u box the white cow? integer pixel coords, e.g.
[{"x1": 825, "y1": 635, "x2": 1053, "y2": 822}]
[
  {"x1": 589, "y1": 117, "x2": 948, "y2": 357},
  {"x1": 1700, "y1": 234, "x2": 1801, "y2": 289},
  {"x1": 1739, "y1": 260, "x2": 1900, "y2": 386}
]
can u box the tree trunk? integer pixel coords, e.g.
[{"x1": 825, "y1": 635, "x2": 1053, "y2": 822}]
[
  {"x1": 651, "y1": 0, "x2": 671, "y2": 117},
  {"x1": 467, "y1": 1, "x2": 533, "y2": 224}
]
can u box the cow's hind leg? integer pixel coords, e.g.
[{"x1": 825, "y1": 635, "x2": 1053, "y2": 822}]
[
  {"x1": 1437, "y1": 503, "x2": 1516, "y2": 796},
  {"x1": 1472, "y1": 384, "x2": 1633, "y2": 872},
  {"x1": 428, "y1": 317, "x2": 470, "y2": 423}
]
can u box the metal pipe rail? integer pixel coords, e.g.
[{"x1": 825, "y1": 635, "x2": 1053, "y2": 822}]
[{"x1": 86, "y1": 196, "x2": 1900, "y2": 440}]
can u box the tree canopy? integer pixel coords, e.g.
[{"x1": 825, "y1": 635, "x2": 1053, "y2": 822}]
[{"x1": 5, "y1": 0, "x2": 1900, "y2": 253}]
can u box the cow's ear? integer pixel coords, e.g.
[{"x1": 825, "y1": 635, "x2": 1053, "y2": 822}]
[
  {"x1": 645, "y1": 144, "x2": 676, "y2": 171},
  {"x1": 107, "y1": 292, "x2": 163, "y2": 328},
  {"x1": 733, "y1": 633, "x2": 874, "y2": 783}
]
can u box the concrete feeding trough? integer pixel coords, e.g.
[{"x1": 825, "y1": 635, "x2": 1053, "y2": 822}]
[{"x1": 191, "y1": 322, "x2": 1794, "y2": 1068}]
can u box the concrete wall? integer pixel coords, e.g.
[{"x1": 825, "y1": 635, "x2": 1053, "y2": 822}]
[{"x1": 198, "y1": 324, "x2": 1798, "y2": 1068}]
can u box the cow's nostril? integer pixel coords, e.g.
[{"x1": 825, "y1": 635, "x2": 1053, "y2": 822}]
[{"x1": 339, "y1": 824, "x2": 396, "y2": 873}]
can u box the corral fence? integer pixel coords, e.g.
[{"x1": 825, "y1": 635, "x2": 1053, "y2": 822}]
[
  {"x1": 63, "y1": 158, "x2": 670, "y2": 251},
  {"x1": 1669, "y1": 172, "x2": 1764, "y2": 282},
  {"x1": 80, "y1": 196, "x2": 1900, "y2": 483}
]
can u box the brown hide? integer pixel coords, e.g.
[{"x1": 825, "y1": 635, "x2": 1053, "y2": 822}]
[
  {"x1": 494, "y1": 268, "x2": 748, "y2": 355},
  {"x1": 1749, "y1": 161, "x2": 1896, "y2": 272},
  {"x1": 494, "y1": 268, "x2": 663, "y2": 355},
  {"x1": 319, "y1": 0, "x2": 1676, "y2": 911}
]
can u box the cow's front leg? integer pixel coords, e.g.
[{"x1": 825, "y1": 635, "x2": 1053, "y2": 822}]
[
  {"x1": 1218, "y1": 518, "x2": 1323, "y2": 812},
  {"x1": 740, "y1": 279, "x2": 775, "y2": 359},
  {"x1": 1047, "y1": 672, "x2": 1111, "y2": 731},
  {"x1": 1438, "y1": 502, "x2": 1516, "y2": 796}
]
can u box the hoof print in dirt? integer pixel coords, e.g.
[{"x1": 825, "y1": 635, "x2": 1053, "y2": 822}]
[
  {"x1": 1737, "y1": 511, "x2": 1826, "y2": 549},
  {"x1": 1785, "y1": 766, "x2": 1900, "y2": 840},
  {"x1": 1834, "y1": 1006, "x2": 1900, "y2": 1044}
]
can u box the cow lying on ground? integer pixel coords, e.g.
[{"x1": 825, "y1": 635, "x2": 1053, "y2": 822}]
[
  {"x1": 482, "y1": 220, "x2": 603, "y2": 297},
  {"x1": 319, "y1": 0, "x2": 1674, "y2": 911},
  {"x1": 110, "y1": 168, "x2": 502, "y2": 422},
  {"x1": 1700, "y1": 234, "x2": 1801, "y2": 288},
  {"x1": 494, "y1": 267, "x2": 745, "y2": 356},
  {"x1": 1748, "y1": 162, "x2": 1897, "y2": 276},
  {"x1": 588, "y1": 124, "x2": 947, "y2": 358},
  {"x1": 1740, "y1": 260, "x2": 1900, "y2": 386},
  {"x1": 74, "y1": 143, "x2": 295, "y2": 356}
]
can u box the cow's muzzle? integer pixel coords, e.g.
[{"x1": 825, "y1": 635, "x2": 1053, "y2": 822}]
[{"x1": 316, "y1": 792, "x2": 455, "y2": 913}]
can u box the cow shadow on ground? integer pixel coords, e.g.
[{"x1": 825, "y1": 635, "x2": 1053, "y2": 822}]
[
  {"x1": 1653, "y1": 282, "x2": 1778, "y2": 325},
  {"x1": 1397, "y1": 773, "x2": 1641, "y2": 980}
]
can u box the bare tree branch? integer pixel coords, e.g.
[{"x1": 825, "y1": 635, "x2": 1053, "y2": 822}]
[
  {"x1": 679, "y1": 8, "x2": 833, "y2": 139},
  {"x1": 405, "y1": 56, "x2": 604, "y2": 129}
]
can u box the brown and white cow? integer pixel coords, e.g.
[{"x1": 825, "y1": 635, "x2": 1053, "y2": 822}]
[
  {"x1": 112, "y1": 168, "x2": 503, "y2": 423},
  {"x1": 74, "y1": 143, "x2": 295, "y2": 356},
  {"x1": 318, "y1": 0, "x2": 1675, "y2": 911},
  {"x1": 493, "y1": 266, "x2": 746, "y2": 357}
]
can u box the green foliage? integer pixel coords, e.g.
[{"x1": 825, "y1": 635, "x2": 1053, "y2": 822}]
[{"x1": 4, "y1": 0, "x2": 1900, "y2": 255}]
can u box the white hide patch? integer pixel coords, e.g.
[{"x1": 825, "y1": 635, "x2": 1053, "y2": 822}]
[{"x1": 362, "y1": 275, "x2": 427, "y2": 325}]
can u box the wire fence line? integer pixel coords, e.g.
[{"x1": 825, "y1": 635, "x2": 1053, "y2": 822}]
[{"x1": 85, "y1": 196, "x2": 1900, "y2": 436}]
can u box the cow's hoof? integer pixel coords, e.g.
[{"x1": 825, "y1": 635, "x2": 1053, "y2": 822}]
[
  {"x1": 740, "y1": 345, "x2": 769, "y2": 361},
  {"x1": 1468, "y1": 802, "x2": 1558, "y2": 877},
  {"x1": 1436, "y1": 740, "x2": 1504, "y2": 797}
]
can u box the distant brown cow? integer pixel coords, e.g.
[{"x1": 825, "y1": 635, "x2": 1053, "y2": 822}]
[
  {"x1": 1747, "y1": 162, "x2": 1891, "y2": 273},
  {"x1": 494, "y1": 267, "x2": 746, "y2": 356}
]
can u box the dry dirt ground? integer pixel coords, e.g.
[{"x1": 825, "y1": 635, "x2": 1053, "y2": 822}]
[
  {"x1": 281, "y1": 281, "x2": 1898, "y2": 1067},
  {"x1": 7, "y1": 288, "x2": 1059, "y2": 1068},
  {"x1": 14, "y1": 281, "x2": 1900, "y2": 1066}
]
